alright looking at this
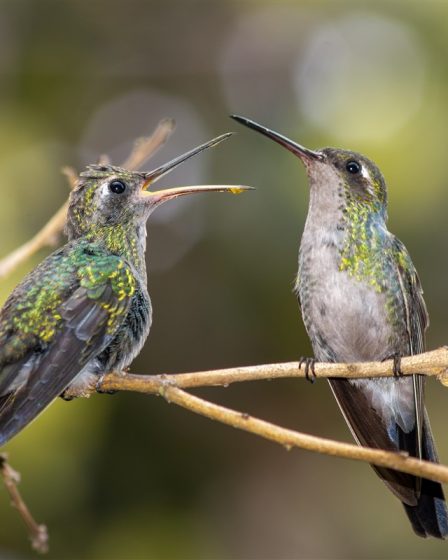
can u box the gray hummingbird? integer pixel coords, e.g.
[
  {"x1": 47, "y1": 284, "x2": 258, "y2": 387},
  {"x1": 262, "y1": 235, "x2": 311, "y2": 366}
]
[
  {"x1": 0, "y1": 133, "x2": 250, "y2": 446},
  {"x1": 232, "y1": 114, "x2": 448, "y2": 539}
]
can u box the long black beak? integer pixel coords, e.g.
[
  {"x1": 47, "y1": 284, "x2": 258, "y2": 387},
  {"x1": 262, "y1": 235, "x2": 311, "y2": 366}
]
[
  {"x1": 143, "y1": 133, "x2": 233, "y2": 185},
  {"x1": 230, "y1": 115, "x2": 323, "y2": 162},
  {"x1": 141, "y1": 132, "x2": 252, "y2": 203}
]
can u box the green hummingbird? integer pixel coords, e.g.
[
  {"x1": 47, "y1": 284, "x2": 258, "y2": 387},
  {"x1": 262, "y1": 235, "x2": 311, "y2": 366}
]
[
  {"x1": 0, "y1": 133, "x2": 250, "y2": 446},
  {"x1": 231, "y1": 115, "x2": 448, "y2": 539}
]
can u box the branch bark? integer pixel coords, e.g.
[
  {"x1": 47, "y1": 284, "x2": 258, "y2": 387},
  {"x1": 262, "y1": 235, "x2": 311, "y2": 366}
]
[
  {"x1": 156, "y1": 383, "x2": 448, "y2": 485},
  {"x1": 82, "y1": 346, "x2": 448, "y2": 486},
  {"x1": 0, "y1": 454, "x2": 48, "y2": 553},
  {"x1": 100, "y1": 347, "x2": 448, "y2": 393}
]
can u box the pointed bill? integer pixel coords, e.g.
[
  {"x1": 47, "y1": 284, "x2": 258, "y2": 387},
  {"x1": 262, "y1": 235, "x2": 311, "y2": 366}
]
[
  {"x1": 143, "y1": 133, "x2": 233, "y2": 187},
  {"x1": 141, "y1": 132, "x2": 252, "y2": 202},
  {"x1": 230, "y1": 115, "x2": 323, "y2": 162},
  {"x1": 145, "y1": 184, "x2": 252, "y2": 204}
]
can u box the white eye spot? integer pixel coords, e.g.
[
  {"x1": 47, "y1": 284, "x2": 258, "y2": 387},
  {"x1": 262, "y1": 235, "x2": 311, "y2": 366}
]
[
  {"x1": 360, "y1": 165, "x2": 370, "y2": 181},
  {"x1": 100, "y1": 180, "x2": 111, "y2": 198}
]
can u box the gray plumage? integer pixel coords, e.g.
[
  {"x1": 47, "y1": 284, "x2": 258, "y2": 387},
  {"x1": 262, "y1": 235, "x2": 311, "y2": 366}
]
[{"x1": 231, "y1": 114, "x2": 448, "y2": 539}]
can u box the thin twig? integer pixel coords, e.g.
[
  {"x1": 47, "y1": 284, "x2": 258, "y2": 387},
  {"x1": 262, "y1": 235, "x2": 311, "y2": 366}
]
[
  {"x1": 0, "y1": 454, "x2": 48, "y2": 553},
  {"x1": 99, "y1": 346, "x2": 448, "y2": 394},
  {"x1": 120, "y1": 118, "x2": 175, "y2": 170},
  {"x1": 158, "y1": 383, "x2": 448, "y2": 485},
  {"x1": 0, "y1": 118, "x2": 175, "y2": 279},
  {"x1": 61, "y1": 166, "x2": 78, "y2": 190},
  {"x1": 0, "y1": 201, "x2": 69, "y2": 279},
  {"x1": 86, "y1": 346, "x2": 448, "y2": 486}
]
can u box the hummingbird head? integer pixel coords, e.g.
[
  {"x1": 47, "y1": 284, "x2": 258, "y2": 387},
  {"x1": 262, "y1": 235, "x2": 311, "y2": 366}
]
[
  {"x1": 231, "y1": 115, "x2": 387, "y2": 218},
  {"x1": 66, "y1": 133, "x2": 250, "y2": 240}
]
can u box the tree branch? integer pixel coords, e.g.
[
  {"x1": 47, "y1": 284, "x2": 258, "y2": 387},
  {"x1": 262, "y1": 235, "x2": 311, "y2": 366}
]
[
  {"x1": 156, "y1": 383, "x2": 448, "y2": 485},
  {"x1": 100, "y1": 347, "x2": 448, "y2": 394},
  {"x1": 0, "y1": 454, "x2": 48, "y2": 553},
  {"x1": 78, "y1": 346, "x2": 448, "y2": 486}
]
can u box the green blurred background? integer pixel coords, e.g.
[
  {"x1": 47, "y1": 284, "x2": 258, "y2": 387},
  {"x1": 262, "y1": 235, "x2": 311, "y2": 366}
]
[{"x1": 0, "y1": 0, "x2": 448, "y2": 558}]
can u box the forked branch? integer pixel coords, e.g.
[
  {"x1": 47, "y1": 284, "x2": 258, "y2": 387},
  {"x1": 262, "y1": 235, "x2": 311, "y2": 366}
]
[{"x1": 91, "y1": 347, "x2": 448, "y2": 485}]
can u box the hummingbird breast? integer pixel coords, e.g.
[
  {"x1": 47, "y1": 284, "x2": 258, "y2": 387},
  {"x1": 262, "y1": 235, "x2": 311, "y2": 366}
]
[{"x1": 297, "y1": 220, "x2": 407, "y2": 363}]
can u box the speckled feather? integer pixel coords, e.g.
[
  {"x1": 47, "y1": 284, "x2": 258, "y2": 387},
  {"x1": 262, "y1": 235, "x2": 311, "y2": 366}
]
[
  {"x1": 0, "y1": 166, "x2": 153, "y2": 445},
  {"x1": 0, "y1": 135, "x2": 245, "y2": 444},
  {"x1": 295, "y1": 147, "x2": 447, "y2": 538}
]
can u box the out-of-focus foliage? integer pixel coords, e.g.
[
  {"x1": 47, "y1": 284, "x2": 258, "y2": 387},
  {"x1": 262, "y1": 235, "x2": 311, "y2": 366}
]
[{"x1": 0, "y1": 0, "x2": 448, "y2": 558}]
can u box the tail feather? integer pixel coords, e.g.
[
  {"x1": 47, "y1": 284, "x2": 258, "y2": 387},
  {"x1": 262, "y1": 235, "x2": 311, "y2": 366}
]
[
  {"x1": 403, "y1": 414, "x2": 448, "y2": 539},
  {"x1": 329, "y1": 378, "x2": 448, "y2": 538}
]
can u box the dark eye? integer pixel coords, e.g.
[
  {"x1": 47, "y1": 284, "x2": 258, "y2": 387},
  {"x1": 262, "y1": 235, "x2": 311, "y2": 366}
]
[
  {"x1": 109, "y1": 180, "x2": 127, "y2": 194},
  {"x1": 346, "y1": 161, "x2": 361, "y2": 174}
]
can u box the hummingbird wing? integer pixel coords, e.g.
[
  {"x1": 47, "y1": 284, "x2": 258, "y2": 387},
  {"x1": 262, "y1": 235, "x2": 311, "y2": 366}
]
[
  {"x1": 328, "y1": 235, "x2": 448, "y2": 538},
  {"x1": 392, "y1": 236, "x2": 428, "y2": 458},
  {"x1": 328, "y1": 237, "x2": 429, "y2": 504},
  {"x1": 391, "y1": 238, "x2": 447, "y2": 538},
  {"x1": 0, "y1": 241, "x2": 136, "y2": 445}
]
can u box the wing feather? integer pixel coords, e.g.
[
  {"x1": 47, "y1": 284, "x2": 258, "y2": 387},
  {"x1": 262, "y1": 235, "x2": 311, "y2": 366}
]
[
  {"x1": 392, "y1": 237, "x2": 428, "y2": 462},
  {"x1": 0, "y1": 242, "x2": 136, "y2": 445}
]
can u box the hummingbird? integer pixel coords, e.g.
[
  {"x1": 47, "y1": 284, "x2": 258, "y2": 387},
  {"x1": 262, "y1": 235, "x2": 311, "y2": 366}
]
[
  {"x1": 231, "y1": 114, "x2": 448, "y2": 539},
  {"x1": 0, "y1": 133, "x2": 250, "y2": 446}
]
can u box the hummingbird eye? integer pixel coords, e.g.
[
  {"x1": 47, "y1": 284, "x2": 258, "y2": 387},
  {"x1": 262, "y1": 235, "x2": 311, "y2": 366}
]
[
  {"x1": 109, "y1": 180, "x2": 127, "y2": 194},
  {"x1": 346, "y1": 161, "x2": 361, "y2": 174}
]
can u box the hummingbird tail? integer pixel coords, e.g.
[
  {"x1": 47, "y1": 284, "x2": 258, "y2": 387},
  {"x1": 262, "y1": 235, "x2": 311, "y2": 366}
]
[
  {"x1": 328, "y1": 377, "x2": 448, "y2": 538},
  {"x1": 402, "y1": 414, "x2": 448, "y2": 539}
]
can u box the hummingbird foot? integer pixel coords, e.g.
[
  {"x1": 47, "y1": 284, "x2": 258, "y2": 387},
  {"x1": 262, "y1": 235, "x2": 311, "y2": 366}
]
[
  {"x1": 299, "y1": 356, "x2": 317, "y2": 384},
  {"x1": 382, "y1": 352, "x2": 403, "y2": 377},
  {"x1": 95, "y1": 374, "x2": 118, "y2": 395},
  {"x1": 61, "y1": 366, "x2": 101, "y2": 399}
]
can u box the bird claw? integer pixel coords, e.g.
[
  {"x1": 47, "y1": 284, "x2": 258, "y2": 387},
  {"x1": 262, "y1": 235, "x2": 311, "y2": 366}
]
[
  {"x1": 382, "y1": 352, "x2": 403, "y2": 377},
  {"x1": 299, "y1": 356, "x2": 317, "y2": 384},
  {"x1": 95, "y1": 375, "x2": 117, "y2": 395},
  {"x1": 59, "y1": 391, "x2": 75, "y2": 401}
]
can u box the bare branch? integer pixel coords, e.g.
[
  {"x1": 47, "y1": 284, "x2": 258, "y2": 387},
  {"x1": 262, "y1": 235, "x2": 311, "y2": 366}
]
[
  {"x1": 158, "y1": 384, "x2": 448, "y2": 485},
  {"x1": 78, "y1": 346, "x2": 448, "y2": 486},
  {"x1": 61, "y1": 166, "x2": 78, "y2": 190},
  {"x1": 0, "y1": 118, "x2": 175, "y2": 280},
  {"x1": 120, "y1": 118, "x2": 175, "y2": 170},
  {"x1": 0, "y1": 454, "x2": 48, "y2": 553},
  {"x1": 99, "y1": 347, "x2": 448, "y2": 393},
  {"x1": 0, "y1": 201, "x2": 69, "y2": 279}
]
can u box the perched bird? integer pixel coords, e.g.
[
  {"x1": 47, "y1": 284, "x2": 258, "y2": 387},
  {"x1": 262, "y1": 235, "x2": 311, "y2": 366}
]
[
  {"x1": 231, "y1": 115, "x2": 448, "y2": 538},
  {"x1": 0, "y1": 133, "x2": 249, "y2": 446}
]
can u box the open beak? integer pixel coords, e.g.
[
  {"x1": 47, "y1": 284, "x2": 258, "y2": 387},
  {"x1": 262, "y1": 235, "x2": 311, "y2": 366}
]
[
  {"x1": 230, "y1": 115, "x2": 323, "y2": 163},
  {"x1": 141, "y1": 132, "x2": 252, "y2": 203}
]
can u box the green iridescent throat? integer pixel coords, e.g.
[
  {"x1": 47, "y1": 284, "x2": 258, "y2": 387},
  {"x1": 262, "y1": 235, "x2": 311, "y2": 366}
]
[
  {"x1": 338, "y1": 190, "x2": 386, "y2": 293},
  {"x1": 71, "y1": 181, "x2": 145, "y2": 267},
  {"x1": 84, "y1": 224, "x2": 144, "y2": 267}
]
